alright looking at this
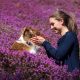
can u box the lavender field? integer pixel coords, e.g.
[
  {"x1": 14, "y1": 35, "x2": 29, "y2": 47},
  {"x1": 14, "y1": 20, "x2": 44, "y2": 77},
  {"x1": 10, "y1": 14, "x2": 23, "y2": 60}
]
[{"x1": 0, "y1": 0, "x2": 80, "y2": 80}]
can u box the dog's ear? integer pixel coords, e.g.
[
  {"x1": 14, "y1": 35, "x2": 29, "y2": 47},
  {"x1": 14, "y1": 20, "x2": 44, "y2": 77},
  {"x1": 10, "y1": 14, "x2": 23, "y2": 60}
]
[
  {"x1": 21, "y1": 27, "x2": 27, "y2": 36},
  {"x1": 21, "y1": 27, "x2": 32, "y2": 36}
]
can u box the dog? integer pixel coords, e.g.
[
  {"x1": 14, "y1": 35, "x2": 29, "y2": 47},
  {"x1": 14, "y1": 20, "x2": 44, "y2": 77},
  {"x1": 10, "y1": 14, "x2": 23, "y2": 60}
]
[{"x1": 11, "y1": 27, "x2": 46, "y2": 54}]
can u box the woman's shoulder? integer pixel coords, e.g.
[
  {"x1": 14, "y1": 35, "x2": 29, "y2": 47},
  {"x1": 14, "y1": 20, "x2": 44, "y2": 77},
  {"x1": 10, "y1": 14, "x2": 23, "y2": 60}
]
[
  {"x1": 67, "y1": 31, "x2": 76, "y2": 35},
  {"x1": 65, "y1": 31, "x2": 78, "y2": 44},
  {"x1": 66, "y1": 31, "x2": 77, "y2": 39},
  {"x1": 58, "y1": 31, "x2": 77, "y2": 44}
]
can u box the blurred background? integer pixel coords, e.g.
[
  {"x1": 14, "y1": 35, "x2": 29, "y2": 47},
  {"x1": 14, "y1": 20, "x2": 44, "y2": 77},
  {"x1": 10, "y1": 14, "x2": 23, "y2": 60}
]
[{"x1": 0, "y1": 0, "x2": 80, "y2": 79}]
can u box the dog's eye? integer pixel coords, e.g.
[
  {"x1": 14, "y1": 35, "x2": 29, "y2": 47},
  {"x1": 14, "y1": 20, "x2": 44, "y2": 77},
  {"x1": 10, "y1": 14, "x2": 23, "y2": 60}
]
[
  {"x1": 26, "y1": 41, "x2": 32, "y2": 46},
  {"x1": 28, "y1": 34, "x2": 33, "y2": 38}
]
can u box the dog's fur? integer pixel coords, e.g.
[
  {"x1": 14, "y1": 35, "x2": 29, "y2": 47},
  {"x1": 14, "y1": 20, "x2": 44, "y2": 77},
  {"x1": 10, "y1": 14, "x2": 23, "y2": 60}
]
[{"x1": 11, "y1": 27, "x2": 45, "y2": 54}]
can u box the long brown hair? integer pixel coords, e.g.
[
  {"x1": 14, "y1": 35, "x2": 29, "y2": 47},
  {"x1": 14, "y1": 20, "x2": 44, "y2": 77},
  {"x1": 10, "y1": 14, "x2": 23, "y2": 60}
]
[{"x1": 49, "y1": 11, "x2": 78, "y2": 35}]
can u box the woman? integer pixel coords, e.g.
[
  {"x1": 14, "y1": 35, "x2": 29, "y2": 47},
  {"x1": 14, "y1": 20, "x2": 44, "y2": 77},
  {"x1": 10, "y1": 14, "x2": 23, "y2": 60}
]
[{"x1": 30, "y1": 11, "x2": 80, "y2": 72}]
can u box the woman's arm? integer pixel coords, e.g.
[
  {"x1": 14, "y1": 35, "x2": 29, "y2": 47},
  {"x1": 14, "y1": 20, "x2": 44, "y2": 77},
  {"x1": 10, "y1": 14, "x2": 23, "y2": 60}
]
[{"x1": 42, "y1": 33, "x2": 74, "y2": 60}]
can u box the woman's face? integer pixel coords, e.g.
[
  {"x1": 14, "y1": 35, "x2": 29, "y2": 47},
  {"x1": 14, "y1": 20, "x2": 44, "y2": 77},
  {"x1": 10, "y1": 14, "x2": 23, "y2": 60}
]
[{"x1": 49, "y1": 17, "x2": 63, "y2": 34}]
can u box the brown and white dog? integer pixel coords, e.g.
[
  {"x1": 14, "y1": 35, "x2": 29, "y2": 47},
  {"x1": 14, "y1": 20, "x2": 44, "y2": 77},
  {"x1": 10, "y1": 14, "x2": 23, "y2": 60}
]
[{"x1": 11, "y1": 27, "x2": 45, "y2": 54}]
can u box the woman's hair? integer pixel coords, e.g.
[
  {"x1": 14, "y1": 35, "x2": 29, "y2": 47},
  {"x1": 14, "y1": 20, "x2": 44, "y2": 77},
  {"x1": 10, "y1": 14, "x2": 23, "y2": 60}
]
[{"x1": 49, "y1": 10, "x2": 78, "y2": 35}]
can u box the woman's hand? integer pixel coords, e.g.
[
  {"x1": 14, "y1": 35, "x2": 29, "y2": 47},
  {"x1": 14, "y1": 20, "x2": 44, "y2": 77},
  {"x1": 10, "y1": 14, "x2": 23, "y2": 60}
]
[{"x1": 30, "y1": 36, "x2": 46, "y2": 45}]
